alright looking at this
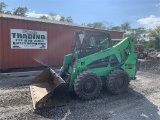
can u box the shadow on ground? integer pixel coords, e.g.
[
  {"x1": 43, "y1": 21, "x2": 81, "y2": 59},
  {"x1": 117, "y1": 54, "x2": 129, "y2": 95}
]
[{"x1": 34, "y1": 87, "x2": 160, "y2": 120}]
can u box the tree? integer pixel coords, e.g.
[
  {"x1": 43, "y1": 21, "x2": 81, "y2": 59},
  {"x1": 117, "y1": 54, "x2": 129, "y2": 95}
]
[
  {"x1": 121, "y1": 22, "x2": 131, "y2": 31},
  {"x1": 147, "y1": 40, "x2": 155, "y2": 48},
  {"x1": 48, "y1": 12, "x2": 58, "y2": 20},
  {"x1": 87, "y1": 22, "x2": 106, "y2": 29},
  {"x1": 65, "y1": 16, "x2": 73, "y2": 23},
  {"x1": 148, "y1": 26, "x2": 160, "y2": 49},
  {"x1": 131, "y1": 27, "x2": 146, "y2": 39},
  {"x1": 124, "y1": 32, "x2": 138, "y2": 44},
  {"x1": 49, "y1": 12, "x2": 57, "y2": 16},
  {"x1": 60, "y1": 16, "x2": 65, "y2": 21},
  {"x1": 5, "y1": 11, "x2": 12, "y2": 15},
  {"x1": 60, "y1": 16, "x2": 73, "y2": 23},
  {"x1": 0, "y1": 2, "x2": 7, "y2": 13},
  {"x1": 13, "y1": 6, "x2": 28, "y2": 16},
  {"x1": 111, "y1": 26, "x2": 122, "y2": 31},
  {"x1": 39, "y1": 15, "x2": 49, "y2": 19},
  {"x1": 81, "y1": 23, "x2": 86, "y2": 26}
]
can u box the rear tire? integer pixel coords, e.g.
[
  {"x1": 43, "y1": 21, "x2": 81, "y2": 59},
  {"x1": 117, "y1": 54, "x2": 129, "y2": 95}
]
[
  {"x1": 74, "y1": 71, "x2": 102, "y2": 100},
  {"x1": 106, "y1": 69, "x2": 129, "y2": 95}
]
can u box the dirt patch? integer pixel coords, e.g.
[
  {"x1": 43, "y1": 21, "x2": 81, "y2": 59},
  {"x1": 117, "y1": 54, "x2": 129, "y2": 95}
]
[
  {"x1": 0, "y1": 69, "x2": 160, "y2": 119},
  {"x1": 139, "y1": 58, "x2": 160, "y2": 74},
  {"x1": 0, "y1": 89, "x2": 30, "y2": 107}
]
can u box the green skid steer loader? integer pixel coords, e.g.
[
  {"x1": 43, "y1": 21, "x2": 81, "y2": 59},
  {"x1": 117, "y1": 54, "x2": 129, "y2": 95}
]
[{"x1": 30, "y1": 30, "x2": 138, "y2": 109}]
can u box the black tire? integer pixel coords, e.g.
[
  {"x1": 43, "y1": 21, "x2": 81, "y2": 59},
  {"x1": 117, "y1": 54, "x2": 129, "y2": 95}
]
[
  {"x1": 106, "y1": 69, "x2": 129, "y2": 95},
  {"x1": 74, "y1": 71, "x2": 102, "y2": 100},
  {"x1": 138, "y1": 53, "x2": 144, "y2": 59}
]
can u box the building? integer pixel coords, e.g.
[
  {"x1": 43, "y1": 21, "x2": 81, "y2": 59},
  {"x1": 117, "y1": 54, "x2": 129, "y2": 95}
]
[{"x1": 0, "y1": 14, "x2": 124, "y2": 70}]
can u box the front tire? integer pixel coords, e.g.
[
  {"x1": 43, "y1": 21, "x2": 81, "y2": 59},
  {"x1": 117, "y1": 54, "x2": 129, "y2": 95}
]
[
  {"x1": 74, "y1": 71, "x2": 102, "y2": 100},
  {"x1": 106, "y1": 69, "x2": 129, "y2": 95}
]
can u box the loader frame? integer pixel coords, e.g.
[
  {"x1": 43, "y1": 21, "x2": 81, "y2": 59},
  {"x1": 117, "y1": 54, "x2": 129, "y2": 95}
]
[{"x1": 61, "y1": 37, "x2": 137, "y2": 91}]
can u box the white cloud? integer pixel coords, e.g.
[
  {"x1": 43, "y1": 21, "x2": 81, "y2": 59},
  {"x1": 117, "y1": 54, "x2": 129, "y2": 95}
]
[
  {"x1": 51, "y1": 15, "x2": 61, "y2": 21},
  {"x1": 137, "y1": 15, "x2": 160, "y2": 29},
  {"x1": 26, "y1": 11, "x2": 61, "y2": 21}
]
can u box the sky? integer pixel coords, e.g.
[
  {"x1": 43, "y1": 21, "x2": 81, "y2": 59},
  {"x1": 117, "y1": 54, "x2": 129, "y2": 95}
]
[{"x1": 1, "y1": 0, "x2": 160, "y2": 29}]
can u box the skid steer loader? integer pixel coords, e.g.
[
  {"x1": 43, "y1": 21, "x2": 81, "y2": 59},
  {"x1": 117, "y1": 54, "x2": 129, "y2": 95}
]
[{"x1": 30, "y1": 30, "x2": 138, "y2": 109}]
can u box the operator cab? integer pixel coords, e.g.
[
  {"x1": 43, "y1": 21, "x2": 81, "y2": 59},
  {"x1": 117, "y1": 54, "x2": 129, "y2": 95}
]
[{"x1": 75, "y1": 30, "x2": 112, "y2": 58}]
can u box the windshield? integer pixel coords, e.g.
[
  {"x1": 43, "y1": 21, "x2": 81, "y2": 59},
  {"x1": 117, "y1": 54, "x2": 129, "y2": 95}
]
[{"x1": 77, "y1": 33, "x2": 111, "y2": 58}]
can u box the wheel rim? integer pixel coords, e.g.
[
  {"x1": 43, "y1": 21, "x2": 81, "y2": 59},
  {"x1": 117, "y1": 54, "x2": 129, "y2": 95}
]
[{"x1": 82, "y1": 77, "x2": 97, "y2": 95}]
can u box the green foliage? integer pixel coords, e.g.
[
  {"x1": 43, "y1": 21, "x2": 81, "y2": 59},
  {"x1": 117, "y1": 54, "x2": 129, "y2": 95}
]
[
  {"x1": 147, "y1": 40, "x2": 155, "y2": 48},
  {"x1": 81, "y1": 23, "x2": 86, "y2": 26},
  {"x1": 87, "y1": 22, "x2": 106, "y2": 29},
  {"x1": 65, "y1": 16, "x2": 73, "y2": 23},
  {"x1": 60, "y1": 16, "x2": 73, "y2": 23},
  {"x1": 148, "y1": 26, "x2": 160, "y2": 49},
  {"x1": 121, "y1": 22, "x2": 130, "y2": 31},
  {"x1": 39, "y1": 15, "x2": 49, "y2": 19},
  {"x1": 13, "y1": 6, "x2": 28, "y2": 16},
  {"x1": 0, "y1": 2, "x2": 7, "y2": 13},
  {"x1": 137, "y1": 39, "x2": 148, "y2": 50},
  {"x1": 49, "y1": 12, "x2": 57, "y2": 16},
  {"x1": 123, "y1": 27, "x2": 147, "y2": 46},
  {"x1": 111, "y1": 22, "x2": 131, "y2": 31},
  {"x1": 148, "y1": 26, "x2": 160, "y2": 41},
  {"x1": 60, "y1": 16, "x2": 65, "y2": 21},
  {"x1": 147, "y1": 39, "x2": 160, "y2": 49},
  {"x1": 48, "y1": 12, "x2": 58, "y2": 20},
  {"x1": 124, "y1": 32, "x2": 138, "y2": 44},
  {"x1": 5, "y1": 11, "x2": 12, "y2": 15},
  {"x1": 111, "y1": 26, "x2": 121, "y2": 31}
]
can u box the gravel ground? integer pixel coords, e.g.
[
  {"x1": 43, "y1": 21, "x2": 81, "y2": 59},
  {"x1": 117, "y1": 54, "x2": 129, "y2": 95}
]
[{"x1": 0, "y1": 62, "x2": 160, "y2": 120}]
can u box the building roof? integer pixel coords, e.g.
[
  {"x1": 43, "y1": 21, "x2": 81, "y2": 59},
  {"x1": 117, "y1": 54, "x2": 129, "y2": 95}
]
[{"x1": 0, "y1": 14, "x2": 124, "y2": 33}]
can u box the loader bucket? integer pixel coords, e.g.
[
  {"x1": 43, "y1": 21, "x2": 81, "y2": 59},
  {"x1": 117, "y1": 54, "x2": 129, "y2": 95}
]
[{"x1": 30, "y1": 68, "x2": 70, "y2": 109}]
